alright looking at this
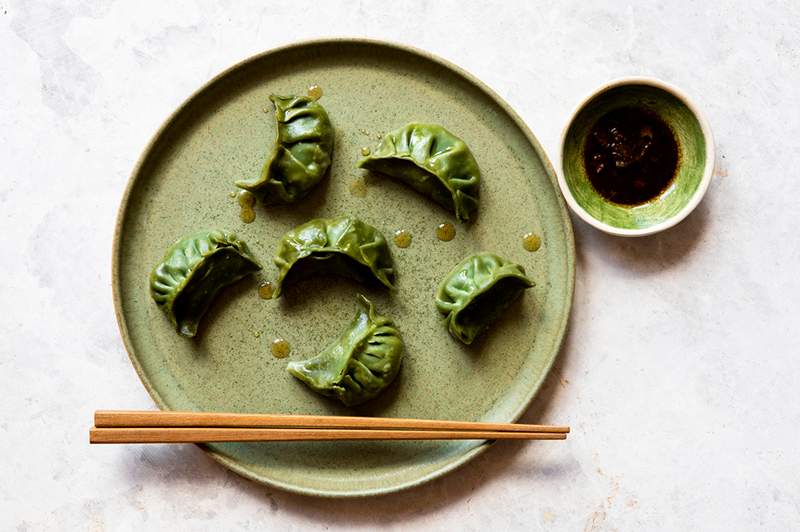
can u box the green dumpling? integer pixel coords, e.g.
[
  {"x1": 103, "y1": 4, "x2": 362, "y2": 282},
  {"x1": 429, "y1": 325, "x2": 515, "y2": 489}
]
[
  {"x1": 236, "y1": 94, "x2": 334, "y2": 204},
  {"x1": 273, "y1": 216, "x2": 395, "y2": 297},
  {"x1": 288, "y1": 294, "x2": 404, "y2": 406},
  {"x1": 149, "y1": 230, "x2": 261, "y2": 337},
  {"x1": 435, "y1": 253, "x2": 533, "y2": 345},
  {"x1": 357, "y1": 123, "x2": 480, "y2": 222}
]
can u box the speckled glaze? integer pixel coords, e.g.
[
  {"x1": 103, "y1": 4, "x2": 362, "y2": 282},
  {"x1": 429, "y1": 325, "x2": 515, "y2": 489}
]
[
  {"x1": 559, "y1": 77, "x2": 714, "y2": 236},
  {"x1": 113, "y1": 39, "x2": 575, "y2": 497}
]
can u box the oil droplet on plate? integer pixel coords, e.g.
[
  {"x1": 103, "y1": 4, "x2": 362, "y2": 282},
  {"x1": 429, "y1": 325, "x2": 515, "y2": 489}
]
[
  {"x1": 237, "y1": 190, "x2": 256, "y2": 224},
  {"x1": 436, "y1": 222, "x2": 456, "y2": 242},
  {"x1": 307, "y1": 85, "x2": 323, "y2": 100},
  {"x1": 253, "y1": 330, "x2": 262, "y2": 338},
  {"x1": 349, "y1": 178, "x2": 367, "y2": 198},
  {"x1": 240, "y1": 208, "x2": 255, "y2": 224},
  {"x1": 261, "y1": 107, "x2": 269, "y2": 114},
  {"x1": 360, "y1": 146, "x2": 371, "y2": 156},
  {"x1": 522, "y1": 232, "x2": 541, "y2": 252},
  {"x1": 238, "y1": 189, "x2": 255, "y2": 207},
  {"x1": 258, "y1": 281, "x2": 274, "y2": 300},
  {"x1": 228, "y1": 191, "x2": 237, "y2": 198},
  {"x1": 393, "y1": 229, "x2": 412, "y2": 248},
  {"x1": 271, "y1": 338, "x2": 290, "y2": 359}
]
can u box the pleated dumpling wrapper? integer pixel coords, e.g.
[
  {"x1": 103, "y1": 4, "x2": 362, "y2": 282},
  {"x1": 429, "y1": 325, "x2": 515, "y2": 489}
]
[
  {"x1": 288, "y1": 294, "x2": 404, "y2": 406},
  {"x1": 149, "y1": 230, "x2": 261, "y2": 337},
  {"x1": 435, "y1": 252, "x2": 533, "y2": 345},
  {"x1": 273, "y1": 216, "x2": 395, "y2": 297},
  {"x1": 236, "y1": 95, "x2": 334, "y2": 204},
  {"x1": 358, "y1": 123, "x2": 480, "y2": 222}
]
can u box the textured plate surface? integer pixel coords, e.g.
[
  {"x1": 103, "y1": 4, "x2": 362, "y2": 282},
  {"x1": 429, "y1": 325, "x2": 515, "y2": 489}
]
[{"x1": 113, "y1": 39, "x2": 574, "y2": 497}]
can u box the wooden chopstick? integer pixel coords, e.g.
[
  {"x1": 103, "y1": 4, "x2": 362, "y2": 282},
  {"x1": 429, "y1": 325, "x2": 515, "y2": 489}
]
[
  {"x1": 89, "y1": 427, "x2": 567, "y2": 444},
  {"x1": 95, "y1": 410, "x2": 570, "y2": 434}
]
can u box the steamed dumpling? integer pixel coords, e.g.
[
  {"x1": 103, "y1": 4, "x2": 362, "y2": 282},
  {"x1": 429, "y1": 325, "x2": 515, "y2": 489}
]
[
  {"x1": 357, "y1": 123, "x2": 480, "y2": 222},
  {"x1": 273, "y1": 216, "x2": 395, "y2": 297},
  {"x1": 149, "y1": 231, "x2": 262, "y2": 337},
  {"x1": 288, "y1": 294, "x2": 404, "y2": 406},
  {"x1": 236, "y1": 95, "x2": 334, "y2": 204},
  {"x1": 435, "y1": 252, "x2": 533, "y2": 344}
]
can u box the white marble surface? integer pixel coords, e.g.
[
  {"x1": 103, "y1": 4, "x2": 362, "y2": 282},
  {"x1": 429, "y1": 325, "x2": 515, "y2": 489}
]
[{"x1": 2, "y1": 1, "x2": 798, "y2": 530}]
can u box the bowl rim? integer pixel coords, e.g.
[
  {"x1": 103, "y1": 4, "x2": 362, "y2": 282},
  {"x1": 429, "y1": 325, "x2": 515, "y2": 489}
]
[{"x1": 557, "y1": 76, "x2": 715, "y2": 237}]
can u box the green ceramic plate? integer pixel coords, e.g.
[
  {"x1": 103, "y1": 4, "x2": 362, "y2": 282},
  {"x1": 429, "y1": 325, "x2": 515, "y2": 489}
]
[{"x1": 113, "y1": 39, "x2": 574, "y2": 497}]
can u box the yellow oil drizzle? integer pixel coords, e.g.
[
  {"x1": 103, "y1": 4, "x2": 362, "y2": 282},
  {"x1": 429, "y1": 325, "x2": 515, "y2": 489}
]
[
  {"x1": 522, "y1": 233, "x2": 541, "y2": 252},
  {"x1": 258, "y1": 281, "x2": 274, "y2": 300},
  {"x1": 237, "y1": 190, "x2": 256, "y2": 224},
  {"x1": 271, "y1": 338, "x2": 290, "y2": 359},
  {"x1": 349, "y1": 178, "x2": 368, "y2": 198},
  {"x1": 393, "y1": 229, "x2": 412, "y2": 248},
  {"x1": 436, "y1": 222, "x2": 456, "y2": 242},
  {"x1": 307, "y1": 85, "x2": 323, "y2": 100},
  {"x1": 240, "y1": 209, "x2": 255, "y2": 224}
]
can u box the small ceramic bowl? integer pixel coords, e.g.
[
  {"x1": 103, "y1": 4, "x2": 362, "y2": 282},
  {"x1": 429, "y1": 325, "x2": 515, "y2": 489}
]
[{"x1": 558, "y1": 77, "x2": 714, "y2": 236}]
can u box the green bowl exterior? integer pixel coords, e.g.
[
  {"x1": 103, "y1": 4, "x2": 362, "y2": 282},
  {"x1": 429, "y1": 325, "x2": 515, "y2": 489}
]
[{"x1": 562, "y1": 84, "x2": 707, "y2": 230}]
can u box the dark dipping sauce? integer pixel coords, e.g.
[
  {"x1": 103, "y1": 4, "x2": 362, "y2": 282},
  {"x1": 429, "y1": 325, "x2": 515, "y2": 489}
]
[{"x1": 583, "y1": 106, "x2": 679, "y2": 205}]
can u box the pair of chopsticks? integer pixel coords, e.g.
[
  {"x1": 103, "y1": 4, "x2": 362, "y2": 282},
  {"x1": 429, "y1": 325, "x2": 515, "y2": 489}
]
[{"x1": 89, "y1": 411, "x2": 569, "y2": 443}]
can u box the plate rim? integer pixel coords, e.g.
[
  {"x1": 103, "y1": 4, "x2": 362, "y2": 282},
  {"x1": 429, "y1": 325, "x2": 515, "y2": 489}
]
[{"x1": 111, "y1": 37, "x2": 575, "y2": 497}]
